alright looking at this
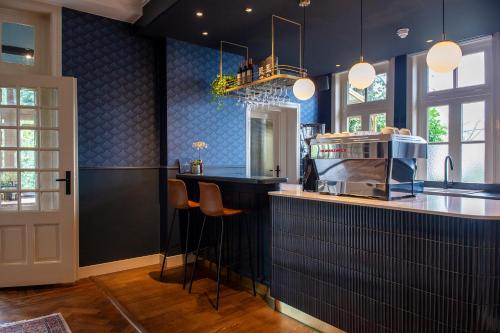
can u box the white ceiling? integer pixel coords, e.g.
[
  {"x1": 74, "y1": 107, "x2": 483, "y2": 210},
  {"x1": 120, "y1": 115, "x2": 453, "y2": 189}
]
[{"x1": 34, "y1": 0, "x2": 148, "y2": 23}]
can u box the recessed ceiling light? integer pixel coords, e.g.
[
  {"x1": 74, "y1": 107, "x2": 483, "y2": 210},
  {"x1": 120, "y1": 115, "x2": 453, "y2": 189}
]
[
  {"x1": 426, "y1": 39, "x2": 434, "y2": 43},
  {"x1": 245, "y1": 7, "x2": 253, "y2": 13},
  {"x1": 195, "y1": 11, "x2": 203, "y2": 17},
  {"x1": 336, "y1": 64, "x2": 341, "y2": 67},
  {"x1": 202, "y1": 31, "x2": 208, "y2": 36}
]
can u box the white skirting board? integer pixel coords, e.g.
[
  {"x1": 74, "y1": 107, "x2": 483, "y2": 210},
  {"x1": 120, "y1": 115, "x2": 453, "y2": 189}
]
[{"x1": 78, "y1": 253, "x2": 187, "y2": 279}]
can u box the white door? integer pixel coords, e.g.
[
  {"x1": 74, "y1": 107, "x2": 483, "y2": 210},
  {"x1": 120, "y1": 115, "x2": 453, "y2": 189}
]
[{"x1": 0, "y1": 74, "x2": 77, "y2": 287}]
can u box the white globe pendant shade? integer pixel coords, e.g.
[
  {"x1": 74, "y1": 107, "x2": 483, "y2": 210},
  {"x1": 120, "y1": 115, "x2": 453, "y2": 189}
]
[
  {"x1": 348, "y1": 61, "x2": 376, "y2": 89},
  {"x1": 293, "y1": 77, "x2": 315, "y2": 101},
  {"x1": 426, "y1": 40, "x2": 462, "y2": 73}
]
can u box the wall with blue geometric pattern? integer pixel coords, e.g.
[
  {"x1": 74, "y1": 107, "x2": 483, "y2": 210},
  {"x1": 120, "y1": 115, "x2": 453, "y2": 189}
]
[
  {"x1": 62, "y1": 8, "x2": 160, "y2": 167},
  {"x1": 166, "y1": 37, "x2": 319, "y2": 166}
]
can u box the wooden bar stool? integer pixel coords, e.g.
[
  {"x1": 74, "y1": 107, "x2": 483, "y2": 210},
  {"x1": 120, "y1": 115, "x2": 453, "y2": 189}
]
[
  {"x1": 188, "y1": 182, "x2": 256, "y2": 310},
  {"x1": 160, "y1": 179, "x2": 199, "y2": 289}
]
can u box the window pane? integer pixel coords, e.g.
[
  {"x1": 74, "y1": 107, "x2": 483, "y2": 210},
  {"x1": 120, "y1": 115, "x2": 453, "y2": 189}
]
[
  {"x1": 21, "y1": 171, "x2": 37, "y2": 190},
  {"x1": 19, "y1": 150, "x2": 37, "y2": 169},
  {"x1": 427, "y1": 144, "x2": 449, "y2": 181},
  {"x1": 19, "y1": 109, "x2": 38, "y2": 127},
  {"x1": 458, "y1": 52, "x2": 485, "y2": 88},
  {"x1": 0, "y1": 129, "x2": 17, "y2": 147},
  {"x1": 0, "y1": 192, "x2": 18, "y2": 211},
  {"x1": 347, "y1": 116, "x2": 362, "y2": 133},
  {"x1": 20, "y1": 88, "x2": 37, "y2": 106},
  {"x1": 40, "y1": 88, "x2": 58, "y2": 108},
  {"x1": 370, "y1": 113, "x2": 386, "y2": 132},
  {"x1": 428, "y1": 68, "x2": 453, "y2": 92},
  {"x1": 367, "y1": 73, "x2": 387, "y2": 102},
  {"x1": 0, "y1": 150, "x2": 17, "y2": 168},
  {"x1": 0, "y1": 171, "x2": 18, "y2": 190},
  {"x1": 347, "y1": 84, "x2": 365, "y2": 105},
  {"x1": 0, "y1": 108, "x2": 16, "y2": 125},
  {"x1": 0, "y1": 87, "x2": 17, "y2": 106},
  {"x1": 462, "y1": 101, "x2": 485, "y2": 141},
  {"x1": 462, "y1": 143, "x2": 484, "y2": 183},
  {"x1": 41, "y1": 192, "x2": 59, "y2": 211},
  {"x1": 19, "y1": 129, "x2": 37, "y2": 147},
  {"x1": 39, "y1": 151, "x2": 59, "y2": 169},
  {"x1": 21, "y1": 192, "x2": 38, "y2": 211},
  {"x1": 1, "y1": 23, "x2": 35, "y2": 66},
  {"x1": 40, "y1": 109, "x2": 58, "y2": 128},
  {"x1": 427, "y1": 105, "x2": 449, "y2": 143},
  {"x1": 40, "y1": 172, "x2": 59, "y2": 190},
  {"x1": 40, "y1": 130, "x2": 58, "y2": 148}
]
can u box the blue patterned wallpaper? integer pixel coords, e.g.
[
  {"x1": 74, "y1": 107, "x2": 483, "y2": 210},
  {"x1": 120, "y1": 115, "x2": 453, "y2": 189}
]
[
  {"x1": 62, "y1": 8, "x2": 160, "y2": 167},
  {"x1": 166, "y1": 37, "x2": 318, "y2": 166}
]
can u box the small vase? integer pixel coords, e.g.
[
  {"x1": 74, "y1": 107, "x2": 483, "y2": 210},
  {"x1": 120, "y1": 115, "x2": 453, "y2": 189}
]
[{"x1": 191, "y1": 165, "x2": 201, "y2": 174}]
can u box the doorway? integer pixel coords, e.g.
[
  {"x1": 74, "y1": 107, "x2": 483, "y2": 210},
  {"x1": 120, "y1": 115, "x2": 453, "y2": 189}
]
[{"x1": 246, "y1": 104, "x2": 300, "y2": 183}]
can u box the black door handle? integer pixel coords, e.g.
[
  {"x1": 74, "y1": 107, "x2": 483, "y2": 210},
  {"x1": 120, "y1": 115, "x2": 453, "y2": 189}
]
[{"x1": 55, "y1": 171, "x2": 71, "y2": 195}]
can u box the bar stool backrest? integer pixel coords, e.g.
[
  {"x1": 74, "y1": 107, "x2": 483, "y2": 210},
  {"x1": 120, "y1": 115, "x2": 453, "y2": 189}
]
[
  {"x1": 199, "y1": 182, "x2": 224, "y2": 217},
  {"x1": 168, "y1": 179, "x2": 189, "y2": 209}
]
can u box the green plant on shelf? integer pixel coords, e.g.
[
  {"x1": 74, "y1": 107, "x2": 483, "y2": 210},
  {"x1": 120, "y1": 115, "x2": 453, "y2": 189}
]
[{"x1": 210, "y1": 74, "x2": 236, "y2": 110}]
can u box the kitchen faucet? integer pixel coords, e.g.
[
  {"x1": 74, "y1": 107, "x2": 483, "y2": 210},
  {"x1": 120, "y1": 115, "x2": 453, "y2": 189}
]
[{"x1": 444, "y1": 155, "x2": 454, "y2": 189}]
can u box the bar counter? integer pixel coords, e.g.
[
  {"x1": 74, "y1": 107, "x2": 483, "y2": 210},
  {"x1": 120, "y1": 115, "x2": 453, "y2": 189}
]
[
  {"x1": 177, "y1": 172, "x2": 286, "y2": 284},
  {"x1": 269, "y1": 189, "x2": 500, "y2": 333}
]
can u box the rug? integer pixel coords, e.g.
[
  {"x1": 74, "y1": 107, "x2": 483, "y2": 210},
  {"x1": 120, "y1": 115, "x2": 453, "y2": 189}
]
[{"x1": 0, "y1": 313, "x2": 72, "y2": 333}]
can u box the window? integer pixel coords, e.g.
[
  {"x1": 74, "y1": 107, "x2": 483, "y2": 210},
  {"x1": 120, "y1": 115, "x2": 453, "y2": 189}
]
[
  {"x1": 338, "y1": 61, "x2": 394, "y2": 133},
  {"x1": 413, "y1": 36, "x2": 493, "y2": 183},
  {"x1": 1, "y1": 22, "x2": 35, "y2": 66}
]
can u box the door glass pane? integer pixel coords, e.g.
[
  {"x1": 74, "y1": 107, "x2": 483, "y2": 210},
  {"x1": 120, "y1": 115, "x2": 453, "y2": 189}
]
[
  {"x1": 20, "y1": 88, "x2": 37, "y2": 106},
  {"x1": 367, "y1": 73, "x2": 387, "y2": 102},
  {"x1": 21, "y1": 192, "x2": 38, "y2": 211},
  {"x1": 19, "y1": 109, "x2": 38, "y2": 127},
  {"x1": 40, "y1": 88, "x2": 58, "y2": 108},
  {"x1": 347, "y1": 84, "x2": 365, "y2": 104},
  {"x1": 347, "y1": 116, "x2": 362, "y2": 133},
  {"x1": 250, "y1": 118, "x2": 274, "y2": 177},
  {"x1": 458, "y1": 52, "x2": 485, "y2": 88},
  {"x1": 427, "y1": 105, "x2": 449, "y2": 143},
  {"x1": 370, "y1": 113, "x2": 386, "y2": 132},
  {"x1": 0, "y1": 108, "x2": 16, "y2": 125},
  {"x1": 1, "y1": 23, "x2": 35, "y2": 66},
  {"x1": 427, "y1": 144, "x2": 449, "y2": 181},
  {"x1": 0, "y1": 129, "x2": 17, "y2": 147},
  {"x1": 0, "y1": 192, "x2": 18, "y2": 211},
  {"x1": 21, "y1": 171, "x2": 37, "y2": 190},
  {"x1": 19, "y1": 150, "x2": 37, "y2": 169},
  {"x1": 462, "y1": 101, "x2": 485, "y2": 141},
  {"x1": 0, "y1": 87, "x2": 17, "y2": 105},
  {"x1": 0, "y1": 150, "x2": 17, "y2": 168},
  {"x1": 40, "y1": 109, "x2": 58, "y2": 128},
  {"x1": 40, "y1": 130, "x2": 59, "y2": 148},
  {"x1": 428, "y1": 68, "x2": 453, "y2": 92},
  {"x1": 462, "y1": 143, "x2": 485, "y2": 183},
  {"x1": 40, "y1": 172, "x2": 59, "y2": 190},
  {"x1": 39, "y1": 151, "x2": 59, "y2": 169},
  {"x1": 41, "y1": 192, "x2": 59, "y2": 211},
  {"x1": 19, "y1": 129, "x2": 37, "y2": 147},
  {"x1": 0, "y1": 171, "x2": 18, "y2": 190}
]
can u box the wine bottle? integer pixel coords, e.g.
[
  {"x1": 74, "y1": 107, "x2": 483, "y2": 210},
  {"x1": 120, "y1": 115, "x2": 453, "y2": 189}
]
[
  {"x1": 236, "y1": 63, "x2": 242, "y2": 85},
  {"x1": 247, "y1": 58, "x2": 253, "y2": 83},
  {"x1": 242, "y1": 60, "x2": 247, "y2": 84}
]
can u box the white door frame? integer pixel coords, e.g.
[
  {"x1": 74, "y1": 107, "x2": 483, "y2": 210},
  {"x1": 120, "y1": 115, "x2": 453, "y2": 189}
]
[{"x1": 245, "y1": 103, "x2": 300, "y2": 183}]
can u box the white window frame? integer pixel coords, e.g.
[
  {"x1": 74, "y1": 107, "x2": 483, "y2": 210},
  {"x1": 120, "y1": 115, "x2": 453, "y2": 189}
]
[
  {"x1": 410, "y1": 36, "x2": 495, "y2": 183},
  {"x1": 333, "y1": 59, "x2": 395, "y2": 133},
  {"x1": 0, "y1": 0, "x2": 61, "y2": 76}
]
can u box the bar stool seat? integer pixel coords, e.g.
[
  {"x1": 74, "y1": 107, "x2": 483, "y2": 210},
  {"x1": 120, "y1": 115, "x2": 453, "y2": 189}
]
[
  {"x1": 188, "y1": 182, "x2": 256, "y2": 310},
  {"x1": 161, "y1": 179, "x2": 199, "y2": 289}
]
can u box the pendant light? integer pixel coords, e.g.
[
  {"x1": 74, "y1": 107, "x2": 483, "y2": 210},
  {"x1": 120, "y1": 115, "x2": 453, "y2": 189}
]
[
  {"x1": 293, "y1": 0, "x2": 315, "y2": 101},
  {"x1": 426, "y1": 0, "x2": 462, "y2": 73},
  {"x1": 348, "y1": 0, "x2": 375, "y2": 90}
]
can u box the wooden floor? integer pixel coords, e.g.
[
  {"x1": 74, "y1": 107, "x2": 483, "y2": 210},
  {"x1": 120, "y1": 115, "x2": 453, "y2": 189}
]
[{"x1": 0, "y1": 264, "x2": 315, "y2": 333}]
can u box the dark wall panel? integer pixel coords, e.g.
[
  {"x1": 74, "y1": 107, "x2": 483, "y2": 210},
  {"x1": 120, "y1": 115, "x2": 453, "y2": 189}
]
[
  {"x1": 394, "y1": 55, "x2": 407, "y2": 129},
  {"x1": 79, "y1": 169, "x2": 160, "y2": 266}
]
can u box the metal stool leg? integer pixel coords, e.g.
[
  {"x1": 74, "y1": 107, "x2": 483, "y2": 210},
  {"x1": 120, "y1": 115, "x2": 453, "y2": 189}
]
[
  {"x1": 189, "y1": 215, "x2": 206, "y2": 293},
  {"x1": 245, "y1": 214, "x2": 256, "y2": 296},
  {"x1": 182, "y1": 210, "x2": 191, "y2": 289},
  {"x1": 215, "y1": 216, "x2": 225, "y2": 310},
  {"x1": 160, "y1": 208, "x2": 177, "y2": 279}
]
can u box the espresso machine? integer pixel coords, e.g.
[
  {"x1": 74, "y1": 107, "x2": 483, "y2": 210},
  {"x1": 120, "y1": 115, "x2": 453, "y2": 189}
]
[{"x1": 303, "y1": 132, "x2": 427, "y2": 200}]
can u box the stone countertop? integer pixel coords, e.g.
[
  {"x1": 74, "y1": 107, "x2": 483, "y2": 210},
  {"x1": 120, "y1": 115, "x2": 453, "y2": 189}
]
[{"x1": 269, "y1": 187, "x2": 500, "y2": 220}]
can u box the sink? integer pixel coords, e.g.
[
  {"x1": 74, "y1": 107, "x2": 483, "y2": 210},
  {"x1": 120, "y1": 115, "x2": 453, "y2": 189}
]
[{"x1": 423, "y1": 187, "x2": 479, "y2": 197}]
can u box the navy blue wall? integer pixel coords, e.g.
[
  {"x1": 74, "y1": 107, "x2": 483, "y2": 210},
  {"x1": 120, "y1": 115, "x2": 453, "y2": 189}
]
[
  {"x1": 62, "y1": 8, "x2": 161, "y2": 266},
  {"x1": 166, "y1": 37, "x2": 320, "y2": 166}
]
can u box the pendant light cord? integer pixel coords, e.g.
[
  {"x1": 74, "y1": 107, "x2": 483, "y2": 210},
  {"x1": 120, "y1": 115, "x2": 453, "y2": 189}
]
[
  {"x1": 303, "y1": 6, "x2": 306, "y2": 73},
  {"x1": 360, "y1": 0, "x2": 364, "y2": 62},
  {"x1": 442, "y1": 0, "x2": 446, "y2": 40}
]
